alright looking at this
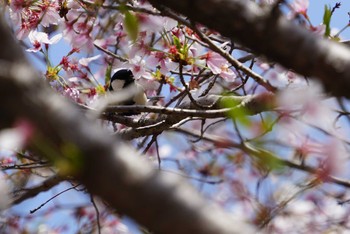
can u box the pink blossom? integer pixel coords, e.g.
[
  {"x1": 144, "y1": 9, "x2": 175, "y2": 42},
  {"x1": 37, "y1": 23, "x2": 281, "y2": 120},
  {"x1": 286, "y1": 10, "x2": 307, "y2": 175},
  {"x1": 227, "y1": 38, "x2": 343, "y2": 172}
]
[
  {"x1": 63, "y1": 86, "x2": 81, "y2": 102},
  {"x1": 318, "y1": 139, "x2": 347, "y2": 177},
  {"x1": 276, "y1": 116, "x2": 318, "y2": 153},
  {"x1": 278, "y1": 82, "x2": 337, "y2": 133},
  {"x1": 188, "y1": 42, "x2": 207, "y2": 72},
  {"x1": 291, "y1": 0, "x2": 309, "y2": 15},
  {"x1": 311, "y1": 24, "x2": 326, "y2": 36},
  {"x1": 147, "y1": 51, "x2": 177, "y2": 74},
  {"x1": 79, "y1": 55, "x2": 101, "y2": 67},
  {"x1": 39, "y1": 2, "x2": 61, "y2": 27},
  {"x1": 129, "y1": 56, "x2": 147, "y2": 79},
  {"x1": 16, "y1": 9, "x2": 40, "y2": 39},
  {"x1": 203, "y1": 51, "x2": 236, "y2": 81},
  {"x1": 10, "y1": 0, "x2": 60, "y2": 40},
  {"x1": 94, "y1": 35, "x2": 118, "y2": 49},
  {"x1": 60, "y1": 57, "x2": 79, "y2": 74},
  {"x1": 16, "y1": 21, "x2": 32, "y2": 40},
  {"x1": 62, "y1": 14, "x2": 95, "y2": 52},
  {"x1": 9, "y1": 0, "x2": 29, "y2": 12},
  {"x1": 295, "y1": 138, "x2": 323, "y2": 157},
  {"x1": 137, "y1": 14, "x2": 177, "y2": 33},
  {"x1": 127, "y1": 32, "x2": 151, "y2": 59},
  {"x1": 63, "y1": 27, "x2": 94, "y2": 52},
  {"x1": 26, "y1": 30, "x2": 62, "y2": 52},
  {"x1": 265, "y1": 65, "x2": 307, "y2": 88}
]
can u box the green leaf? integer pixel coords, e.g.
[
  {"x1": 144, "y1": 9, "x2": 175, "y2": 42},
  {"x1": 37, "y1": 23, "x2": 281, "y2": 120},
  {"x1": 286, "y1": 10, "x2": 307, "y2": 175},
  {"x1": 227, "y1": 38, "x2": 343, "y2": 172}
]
[
  {"x1": 244, "y1": 142, "x2": 285, "y2": 171},
  {"x1": 124, "y1": 10, "x2": 139, "y2": 42},
  {"x1": 172, "y1": 35, "x2": 182, "y2": 50},
  {"x1": 257, "y1": 149, "x2": 284, "y2": 171},
  {"x1": 220, "y1": 96, "x2": 251, "y2": 127},
  {"x1": 50, "y1": 143, "x2": 84, "y2": 176},
  {"x1": 105, "y1": 65, "x2": 112, "y2": 85},
  {"x1": 96, "y1": 84, "x2": 106, "y2": 94},
  {"x1": 323, "y1": 5, "x2": 332, "y2": 37}
]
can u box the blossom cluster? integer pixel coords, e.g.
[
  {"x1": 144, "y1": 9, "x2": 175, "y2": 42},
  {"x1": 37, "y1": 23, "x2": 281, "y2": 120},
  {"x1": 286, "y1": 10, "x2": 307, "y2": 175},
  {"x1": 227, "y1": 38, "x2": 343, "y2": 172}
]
[{"x1": 7, "y1": 0, "x2": 239, "y2": 108}]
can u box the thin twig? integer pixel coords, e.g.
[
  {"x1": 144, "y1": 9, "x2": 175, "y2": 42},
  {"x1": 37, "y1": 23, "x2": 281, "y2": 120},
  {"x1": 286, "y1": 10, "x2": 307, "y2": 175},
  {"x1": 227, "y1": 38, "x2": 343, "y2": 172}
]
[
  {"x1": 155, "y1": 139, "x2": 161, "y2": 169},
  {"x1": 30, "y1": 184, "x2": 80, "y2": 214},
  {"x1": 94, "y1": 44, "x2": 128, "y2": 62},
  {"x1": 91, "y1": 195, "x2": 102, "y2": 234},
  {"x1": 178, "y1": 63, "x2": 206, "y2": 108}
]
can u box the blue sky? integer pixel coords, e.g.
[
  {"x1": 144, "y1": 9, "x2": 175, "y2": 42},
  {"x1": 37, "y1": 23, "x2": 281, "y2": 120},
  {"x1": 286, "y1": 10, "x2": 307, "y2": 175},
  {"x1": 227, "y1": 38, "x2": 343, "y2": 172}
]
[{"x1": 309, "y1": 0, "x2": 350, "y2": 39}]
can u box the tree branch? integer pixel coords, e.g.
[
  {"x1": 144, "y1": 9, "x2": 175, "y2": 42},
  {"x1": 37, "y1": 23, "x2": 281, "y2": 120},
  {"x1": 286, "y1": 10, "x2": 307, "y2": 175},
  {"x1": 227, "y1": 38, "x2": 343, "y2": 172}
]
[
  {"x1": 12, "y1": 175, "x2": 65, "y2": 205},
  {"x1": 173, "y1": 127, "x2": 350, "y2": 189},
  {"x1": 109, "y1": 93, "x2": 275, "y2": 139},
  {"x1": 106, "y1": 93, "x2": 275, "y2": 117},
  {"x1": 148, "y1": 0, "x2": 350, "y2": 98}
]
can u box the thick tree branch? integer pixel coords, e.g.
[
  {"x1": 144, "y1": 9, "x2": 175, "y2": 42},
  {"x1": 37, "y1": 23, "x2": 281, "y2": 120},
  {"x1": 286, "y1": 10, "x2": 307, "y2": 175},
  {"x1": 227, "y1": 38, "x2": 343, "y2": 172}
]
[
  {"x1": 148, "y1": 0, "x2": 350, "y2": 98},
  {"x1": 106, "y1": 93, "x2": 275, "y2": 117},
  {"x1": 110, "y1": 93, "x2": 275, "y2": 139},
  {"x1": 0, "y1": 17, "x2": 254, "y2": 234}
]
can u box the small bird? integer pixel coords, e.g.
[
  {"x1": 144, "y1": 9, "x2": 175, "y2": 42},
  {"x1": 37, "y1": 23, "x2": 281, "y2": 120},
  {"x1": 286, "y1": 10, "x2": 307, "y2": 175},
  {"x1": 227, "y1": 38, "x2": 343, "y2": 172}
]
[{"x1": 109, "y1": 69, "x2": 147, "y2": 106}]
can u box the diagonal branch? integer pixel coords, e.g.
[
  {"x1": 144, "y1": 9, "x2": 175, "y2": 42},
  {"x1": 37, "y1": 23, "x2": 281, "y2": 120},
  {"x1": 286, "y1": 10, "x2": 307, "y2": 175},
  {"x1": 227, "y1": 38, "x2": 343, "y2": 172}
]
[
  {"x1": 12, "y1": 175, "x2": 65, "y2": 205},
  {"x1": 173, "y1": 127, "x2": 350, "y2": 189}
]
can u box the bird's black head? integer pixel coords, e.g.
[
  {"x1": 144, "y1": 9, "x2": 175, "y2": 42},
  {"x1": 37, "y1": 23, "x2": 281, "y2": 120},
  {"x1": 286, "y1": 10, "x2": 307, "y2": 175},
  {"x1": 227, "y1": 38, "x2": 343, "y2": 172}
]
[{"x1": 109, "y1": 69, "x2": 134, "y2": 91}]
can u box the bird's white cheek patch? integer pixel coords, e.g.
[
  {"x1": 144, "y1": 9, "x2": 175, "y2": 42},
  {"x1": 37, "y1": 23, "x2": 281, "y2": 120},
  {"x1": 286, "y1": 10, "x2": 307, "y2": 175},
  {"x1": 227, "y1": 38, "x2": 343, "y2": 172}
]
[{"x1": 111, "y1": 80, "x2": 125, "y2": 91}]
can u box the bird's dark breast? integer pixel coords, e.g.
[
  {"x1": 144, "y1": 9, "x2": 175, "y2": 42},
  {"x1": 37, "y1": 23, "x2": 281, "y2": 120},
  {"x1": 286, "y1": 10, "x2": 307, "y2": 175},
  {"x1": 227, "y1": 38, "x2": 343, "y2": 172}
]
[{"x1": 121, "y1": 99, "x2": 136, "y2": 106}]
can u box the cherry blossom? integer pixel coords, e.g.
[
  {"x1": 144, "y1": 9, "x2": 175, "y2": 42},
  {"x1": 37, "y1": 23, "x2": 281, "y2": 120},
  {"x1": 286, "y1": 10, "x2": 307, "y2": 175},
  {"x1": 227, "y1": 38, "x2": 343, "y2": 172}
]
[
  {"x1": 137, "y1": 14, "x2": 177, "y2": 33},
  {"x1": 27, "y1": 30, "x2": 62, "y2": 52},
  {"x1": 128, "y1": 56, "x2": 149, "y2": 79},
  {"x1": 79, "y1": 55, "x2": 101, "y2": 67},
  {"x1": 94, "y1": 36, "x2": 118, "y2": 49},
  {"x1": 291, "y1": 0, "x2": 309, "y2": 16},
  {"x1": 202, "y1": 51, "x2": 236, "y2": 81},
  {"x1": 38, "y1": 0, "x2": 61, "y2": 27},
  {"x1": 9, "y1": 0, "x2": 61, "y2": 40},
  {"x1": 62, "y1": 10, "x2": 96, "y2": 51},
  {"x1": 147, "y1": 51, "x2": 178, "y2": 74}
]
